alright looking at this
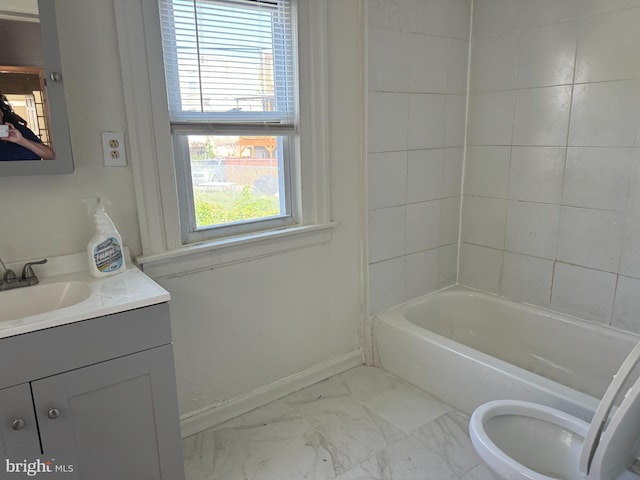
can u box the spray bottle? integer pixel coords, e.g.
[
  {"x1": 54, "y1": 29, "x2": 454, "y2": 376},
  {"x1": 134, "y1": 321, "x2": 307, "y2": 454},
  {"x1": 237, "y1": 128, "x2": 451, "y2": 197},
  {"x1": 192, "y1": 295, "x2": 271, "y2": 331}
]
[{"x1": 84, "y1": 197, "x2": 126, "y2": 277}]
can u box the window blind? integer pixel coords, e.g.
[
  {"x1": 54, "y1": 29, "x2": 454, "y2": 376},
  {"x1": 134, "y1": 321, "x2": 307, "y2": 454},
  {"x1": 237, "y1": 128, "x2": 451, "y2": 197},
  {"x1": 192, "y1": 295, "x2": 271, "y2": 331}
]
[{"x1": 159, "y1": 0, "x2": 296, "y2": 126}]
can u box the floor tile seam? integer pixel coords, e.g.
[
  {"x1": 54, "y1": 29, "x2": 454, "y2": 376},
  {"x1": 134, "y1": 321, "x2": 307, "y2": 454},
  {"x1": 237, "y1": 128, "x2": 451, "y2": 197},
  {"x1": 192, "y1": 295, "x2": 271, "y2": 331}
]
[
  {"x1": 341, "y1": 429, "x2": 415, "y2": 479},
  {"x1": 406, "y1": 411, "x2": 483, "y2": 477},
  {"x1": 233, "y1": 413, "x2": 321, "y2": 455}
]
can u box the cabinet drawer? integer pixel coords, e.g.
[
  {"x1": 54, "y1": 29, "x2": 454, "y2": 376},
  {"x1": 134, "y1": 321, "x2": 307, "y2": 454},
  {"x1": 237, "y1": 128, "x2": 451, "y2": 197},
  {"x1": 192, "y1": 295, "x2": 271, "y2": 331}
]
[{"x1": 0, "y1": 303, "x2": 171, "y2": 388}]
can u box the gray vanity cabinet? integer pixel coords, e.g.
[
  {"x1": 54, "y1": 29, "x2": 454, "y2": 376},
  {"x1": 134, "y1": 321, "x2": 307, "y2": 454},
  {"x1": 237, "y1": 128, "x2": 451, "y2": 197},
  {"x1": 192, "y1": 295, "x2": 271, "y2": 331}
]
[
  {"x1": 0, "y1": 303, "x2": 185, "y2": 480},
  {"x1": 0, "y1": 384, "x2": 41, "y2": 458}
]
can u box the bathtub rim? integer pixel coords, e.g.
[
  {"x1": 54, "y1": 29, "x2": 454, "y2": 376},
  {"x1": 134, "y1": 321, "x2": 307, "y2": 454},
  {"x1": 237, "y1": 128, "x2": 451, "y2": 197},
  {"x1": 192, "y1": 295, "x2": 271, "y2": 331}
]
[
  {"x1": 377, "y1": 285, "x2": 639, "y2": 346},
  {"x1": 373, "y1": 285, "x2": 640, "y2": 419}
]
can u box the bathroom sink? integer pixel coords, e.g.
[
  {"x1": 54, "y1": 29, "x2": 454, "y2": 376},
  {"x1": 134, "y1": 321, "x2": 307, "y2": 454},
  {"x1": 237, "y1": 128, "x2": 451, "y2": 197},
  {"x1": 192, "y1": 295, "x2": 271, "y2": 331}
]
[{"x1": 0, "y1": 281, "x2": 92, "y2": 323}]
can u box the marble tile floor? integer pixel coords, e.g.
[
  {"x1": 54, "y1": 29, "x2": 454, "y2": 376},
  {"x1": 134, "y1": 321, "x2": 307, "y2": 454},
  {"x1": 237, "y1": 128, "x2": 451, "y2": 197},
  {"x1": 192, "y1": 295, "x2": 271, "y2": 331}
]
[{"x1": 183, "y1": 366, "x2": 498, "y2": 480}]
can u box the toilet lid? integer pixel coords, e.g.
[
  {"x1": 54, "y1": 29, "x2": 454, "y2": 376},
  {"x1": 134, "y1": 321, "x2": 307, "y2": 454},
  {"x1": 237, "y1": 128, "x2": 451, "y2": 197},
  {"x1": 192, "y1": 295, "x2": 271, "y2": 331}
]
[{"x1": 580, "y1": 341, "x2": 640, "y2": 477}]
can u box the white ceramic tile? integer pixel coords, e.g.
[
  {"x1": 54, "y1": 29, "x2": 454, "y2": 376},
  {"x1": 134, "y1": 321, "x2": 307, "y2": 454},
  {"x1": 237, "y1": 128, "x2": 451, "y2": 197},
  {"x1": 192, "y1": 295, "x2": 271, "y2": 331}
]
[
  {"x1": 368, "y1": 92, "x2": 409, "y2": 153},
  {"x1": 408, "y1": 94, "x2": 446, "y2": 149},
  {"x1": 407, "y1": 149, "x2": 444, "y2": 203},
  {"x1": 467, "y1": 91, "x2": 516, "y2": 146},
  {"x1": 412, "y1": 413, "x2": 482, "y2": 474},
  {"x1": 368, "y1": 152, "x2": 408, "y2": 210},
  {"x1": 575, "y1": 8, "x2": 640, "y2": 83},
  {"x1": 286, "y1": 396, "x2": 406, "y2": 475},
  {"x1": 508, "y1": 147, "x2": 565, "y2": 203},
  {"x1": 408, "y1": 33, "x2": 449, "y2": 93},
  {"x1": 461, "y1": 196, "x2": 507, "y2": 249},
  {"x1": 472, "y1": 0, "x2": 522, "y2": 38},
  {"x1": 240, "y1": 430, "x2": 338, "y2": 480},
  {"x1": 405, "y1": 249, "x2": 440, "y2": 300},
  {"x1": 230, "y1": 413, "x2": 317, "y2": 465},
  {"x1": 406, "y1": 201, "x2": 441, "y2": 254},
  {"x1": 438, "y1": 244, "x2": 458, "y2": 287},
  {"x1": 368, "y1": 0, "x2": 412, "y2": 31},
  {"x1": 628, "y1": 153, "x2": 640, "y2": 212},
  {"x1": 513, "y1": 86, "x2": 572, "y2": 146},
  {"x1": 335, "y1": 466, "x2": 376, "y2": 480},
  {"x1": 551, "y1": 262, "x2": 617, "y2": 324},
  {"x1": 359, "y1": 434, "x2": 465, "y2": 480},
  {"x1": 459, "y1": 243, "x2": 503, "y2": 294},
  {"x1": 568, "y1": 81, "x2": 640, "y2": 147},
  {"x1": 409, "y1": 0, "x2": 452, "y2": 37},
  {"x1": 369, "y1": 206, "x2": 406, "y2": 263},
  {"x1": 500, "y1": 252, "x2": 553, "y2": 307},
  {"x1": 562, "y1": 147, "x2": 633, "y2": 211},
  {"x1": 447, "y1": 38, "x2": 471, "y2": 94},
  {"x1": 520, "y1": 0, "x2": 580, "y2": 27},
  {"x1": 339, "y1": 366, "x2": 405, "y2": 404},
  {"x1": 185, "y1": 368, "x2": 488, "y2": 480},
  {"x1": 365, "y1": 384, "x2": 451, "y2": 434},
  {"x1": 464, "y1": 146, "x2": 511, "y2": 198},
  {"x1": 557, "y1": 207, "x2": 624, "y2": 272},
  {"x1": 368, "y1": 28, "x2": 410, "y2": 93},
  {"x1": 440, "y1": 196, "x2": 461, "y2": 246},
  {"x1": 445, "y1": 94, "x2": 467, "y2": 147},
  {"x1": 619, "y1": 214, "x2": 640, "y2": 278},
  {"x1": 450, "y1": 0, "x2": 472, "y2": 40},
  {"x1": 581, "y1": 1, "x2": 640, "y2": 16},
  {"x1": 411, "y1": 0, "x2": 471, "y2": 40},
  {"x1": 613, "y1": 275, "x2": 640, "y2": 334},
  {"x1": 517, "y1": 22, "x2": 578, "y2": 88},
  {"x1": 183, "y1": 426, "x2": 245, "y2": 480},
  {"x1": 505, "y1": 201, "x2": 560, "y2": 259},
  {"x1": 369, "y1": 257, "x2": 406, "y2": 313},
  {"x1": 470, "y1": 33, "x2": 518, "y2": 92},
  {"x1": 443, "y1": 147, "x2": 464, "y2": 197}
]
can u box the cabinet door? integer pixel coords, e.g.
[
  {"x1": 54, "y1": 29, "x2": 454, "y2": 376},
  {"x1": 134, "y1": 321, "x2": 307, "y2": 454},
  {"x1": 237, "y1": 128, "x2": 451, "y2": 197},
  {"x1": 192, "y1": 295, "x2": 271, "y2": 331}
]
[
  {"x1": 32, "y1": 345, "x2": 184, "y2": 480},
  {"x1": 0, "y1": 383, "x2": 40, "y2": 459}
]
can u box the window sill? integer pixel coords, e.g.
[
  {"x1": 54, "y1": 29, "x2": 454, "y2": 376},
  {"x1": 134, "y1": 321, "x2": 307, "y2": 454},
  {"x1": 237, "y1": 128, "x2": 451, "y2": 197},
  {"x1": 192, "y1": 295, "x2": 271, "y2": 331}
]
[{"x1": 135, "y1": 222, "x2": 336, "y2": 278}]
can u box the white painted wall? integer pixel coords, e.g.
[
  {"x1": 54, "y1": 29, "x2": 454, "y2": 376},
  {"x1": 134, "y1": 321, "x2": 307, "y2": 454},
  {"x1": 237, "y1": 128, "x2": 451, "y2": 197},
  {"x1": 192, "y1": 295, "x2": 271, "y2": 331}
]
[{"x1": 0, "y1": 0, "x2": 365, "y2": 423}]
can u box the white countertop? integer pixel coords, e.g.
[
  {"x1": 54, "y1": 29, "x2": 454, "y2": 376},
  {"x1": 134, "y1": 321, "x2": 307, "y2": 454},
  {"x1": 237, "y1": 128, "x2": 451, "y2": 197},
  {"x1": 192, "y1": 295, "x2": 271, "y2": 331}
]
[{"x1": 0, "y1": 253, "x2": 170, "y2": 339}]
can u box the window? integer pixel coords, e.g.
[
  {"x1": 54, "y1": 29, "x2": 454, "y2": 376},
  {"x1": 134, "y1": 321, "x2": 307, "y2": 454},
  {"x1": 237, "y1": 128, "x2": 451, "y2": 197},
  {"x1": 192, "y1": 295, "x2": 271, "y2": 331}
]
[
  {"x1": 115, "y1": 0, "x2": 329, "y2": 261},
  {"x1": 158, "y1": 0, "x2": 298, "y2": 242}
]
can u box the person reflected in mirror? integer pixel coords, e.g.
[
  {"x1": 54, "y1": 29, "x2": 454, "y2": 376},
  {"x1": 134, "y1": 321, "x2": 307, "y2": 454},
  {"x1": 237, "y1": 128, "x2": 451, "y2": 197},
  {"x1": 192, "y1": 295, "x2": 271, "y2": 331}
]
[{"x1": 0, "y1": 94, "x2": 55, "y2": 160}]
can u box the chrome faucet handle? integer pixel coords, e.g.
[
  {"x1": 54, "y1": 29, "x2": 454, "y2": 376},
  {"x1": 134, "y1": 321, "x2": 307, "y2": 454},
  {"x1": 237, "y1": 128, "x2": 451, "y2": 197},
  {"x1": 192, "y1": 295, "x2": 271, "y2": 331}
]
[
  {"x1": 2, "y1": 268, "x2": 17, "y2": 283},
  {"x1": 21, "y1": 259, "x2": 48, "y2": 282}
]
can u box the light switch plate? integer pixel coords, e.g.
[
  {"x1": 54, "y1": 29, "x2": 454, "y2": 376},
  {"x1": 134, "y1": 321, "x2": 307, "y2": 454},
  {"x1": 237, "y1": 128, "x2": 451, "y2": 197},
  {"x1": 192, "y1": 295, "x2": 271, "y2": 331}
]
[{"x1": 102, "y1": 131, "x2": 127, "y2": 167}]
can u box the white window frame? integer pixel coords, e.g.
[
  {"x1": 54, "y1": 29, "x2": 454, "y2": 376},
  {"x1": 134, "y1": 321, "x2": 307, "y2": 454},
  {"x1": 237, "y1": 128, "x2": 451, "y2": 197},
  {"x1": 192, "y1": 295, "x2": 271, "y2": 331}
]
[{"x1": 114, "y1": 0, "x2": 332, "y2": 273}]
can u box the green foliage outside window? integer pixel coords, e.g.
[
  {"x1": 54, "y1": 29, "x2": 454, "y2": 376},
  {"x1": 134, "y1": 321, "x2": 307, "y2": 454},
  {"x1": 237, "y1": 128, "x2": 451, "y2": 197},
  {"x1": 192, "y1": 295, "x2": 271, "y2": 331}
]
[{"x1": 194, "y1": 187, "x2": 280, "y2": 228}]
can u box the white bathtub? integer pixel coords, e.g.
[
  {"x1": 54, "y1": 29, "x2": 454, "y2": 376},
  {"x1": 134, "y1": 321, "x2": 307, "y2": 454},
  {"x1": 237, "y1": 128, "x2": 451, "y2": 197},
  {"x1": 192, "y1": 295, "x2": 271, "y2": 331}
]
[{"x1": 373, "y1": 286, "x2": 639, "y2": 421}]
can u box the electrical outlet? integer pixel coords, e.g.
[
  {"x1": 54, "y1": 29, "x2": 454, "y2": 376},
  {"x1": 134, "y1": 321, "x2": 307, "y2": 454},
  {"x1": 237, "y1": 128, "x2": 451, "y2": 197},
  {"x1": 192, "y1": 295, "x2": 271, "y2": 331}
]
[{"x1": 102, "y1": 132, "x2": 127, "y2": 167}]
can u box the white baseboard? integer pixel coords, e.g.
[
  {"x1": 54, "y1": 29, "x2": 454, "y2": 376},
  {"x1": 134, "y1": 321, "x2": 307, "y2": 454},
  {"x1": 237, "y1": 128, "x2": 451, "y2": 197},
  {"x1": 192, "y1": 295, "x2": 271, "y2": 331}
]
[{"x1": 180, "y1": 349, "x2": 363, "y2": 438}]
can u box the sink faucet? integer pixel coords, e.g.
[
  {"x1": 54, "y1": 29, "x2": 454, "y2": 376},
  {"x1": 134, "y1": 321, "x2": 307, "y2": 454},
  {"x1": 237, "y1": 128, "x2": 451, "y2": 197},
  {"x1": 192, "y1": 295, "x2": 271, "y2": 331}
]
[{"x1": 0, "y1": 258, "x2": 48, "y2": 291}]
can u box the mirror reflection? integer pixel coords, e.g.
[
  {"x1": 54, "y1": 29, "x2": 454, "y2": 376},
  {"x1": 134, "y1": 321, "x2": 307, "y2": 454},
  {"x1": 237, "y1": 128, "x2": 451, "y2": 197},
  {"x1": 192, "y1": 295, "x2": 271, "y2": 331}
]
[
  {"x1": 0, "y1": 7, "x2": 55, "y2": 161},
  {"x1": 0, "y1": 0, "x2": 73, "y2": 175}
]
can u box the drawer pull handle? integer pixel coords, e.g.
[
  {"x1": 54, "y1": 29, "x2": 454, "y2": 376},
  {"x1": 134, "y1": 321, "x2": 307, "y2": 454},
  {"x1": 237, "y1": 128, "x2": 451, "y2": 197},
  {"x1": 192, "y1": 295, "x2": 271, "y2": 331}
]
[
  {"x1": 47, "y1": 408, "x2": 60, "y2": 420},
  {"x1": 11, "y1": 418, "x2": 25, "y2": 430}
]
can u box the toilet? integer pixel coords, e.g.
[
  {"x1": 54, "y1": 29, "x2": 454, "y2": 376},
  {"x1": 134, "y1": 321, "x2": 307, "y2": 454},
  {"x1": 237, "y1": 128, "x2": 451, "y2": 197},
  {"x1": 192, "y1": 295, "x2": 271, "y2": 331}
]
[{"x1": 469, "y1": 342, "x2": 640, "y2": 480}]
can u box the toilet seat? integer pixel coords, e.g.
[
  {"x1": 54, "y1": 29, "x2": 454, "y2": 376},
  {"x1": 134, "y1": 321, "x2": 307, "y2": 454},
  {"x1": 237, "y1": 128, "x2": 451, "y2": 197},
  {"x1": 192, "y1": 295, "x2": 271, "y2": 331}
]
[
  {"x1": 470, "y1": 341, "x2": 640, "y2": 480},
  {"x1": 470, "y1": 400, "x2": 589, "y2": 480},
  {"x1": 581, "y1": 341, "x2": 640, "y2": 477}
]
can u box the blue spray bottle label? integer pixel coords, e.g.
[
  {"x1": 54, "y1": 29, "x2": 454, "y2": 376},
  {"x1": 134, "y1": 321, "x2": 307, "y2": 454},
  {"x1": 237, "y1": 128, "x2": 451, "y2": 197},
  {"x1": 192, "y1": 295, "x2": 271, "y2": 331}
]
[{"x1": 93, "y1": 237, "x2": 124, "y2": 272}]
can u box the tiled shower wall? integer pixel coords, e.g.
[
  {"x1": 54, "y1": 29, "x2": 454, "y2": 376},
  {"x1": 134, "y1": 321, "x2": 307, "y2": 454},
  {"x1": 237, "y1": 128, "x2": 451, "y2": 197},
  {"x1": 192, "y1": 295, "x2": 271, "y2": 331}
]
[
  {"x1": 460, "y1": 0, "x2": 640, "y2": 332},
  {"x1": 367, "y1": 0, "x2": 470, "y2": 313}
]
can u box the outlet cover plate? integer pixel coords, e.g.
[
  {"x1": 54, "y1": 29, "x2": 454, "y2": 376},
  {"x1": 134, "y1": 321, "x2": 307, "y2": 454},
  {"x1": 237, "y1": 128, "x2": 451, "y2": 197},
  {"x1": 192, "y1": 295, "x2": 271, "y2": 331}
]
[{"x1": 102, "y1": 131, "x2": 127, "y2": 167}]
